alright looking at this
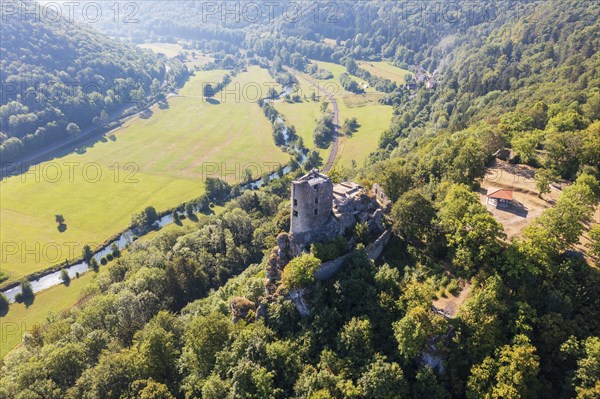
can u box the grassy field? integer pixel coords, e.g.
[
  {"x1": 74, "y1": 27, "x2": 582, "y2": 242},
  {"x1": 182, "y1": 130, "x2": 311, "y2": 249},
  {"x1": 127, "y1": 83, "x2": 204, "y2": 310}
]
[
  {"x1": 357, "y1": 61, "x2": 413, "y2": 84},
  {"x1": 185, "y1": 53, "x2": 215, "y2": 69},
  {"x1": 138, "y1": 42, "x2": 184, "y2": 58},
  {"x1": 335, "y1": 102, "x2": 393, "y2": 169},
  {"x1": 139, "y1": 42, "x2": 214, "y2": 69},
  {"x1": 322, "y1": 38, "x2": 338, "y2": 47},
  {"x1": 312, "y1": 60, "x2": 374, "y2": 93},
  {"x1": 0, "y1": 216, "x2": 209, "y2": 358},
  {"x1": 0, "y1": 271, "x2": 96, "y2": 358},
  {"x1": 275, "y1": 99, "x2": 322, "y2": 151},
  {"x1": 0, "y1": 67, "x2": 288, "y2": 285},
  {"x1": 275, "y1": 61, "x2": 393, "y2": 169}
]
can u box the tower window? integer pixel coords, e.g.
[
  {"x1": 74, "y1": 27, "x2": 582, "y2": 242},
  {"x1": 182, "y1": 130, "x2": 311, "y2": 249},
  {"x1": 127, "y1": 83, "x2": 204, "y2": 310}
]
[
  {"x1": 293, "y1": 199, "x2": 298, "y2": 206},
  {"x1": 314, "y1": 209, "x2": 318, "y2": 215},
  {"x1": 293, "y1": 211, "x2": 298, "y2": 217},
  {"x1": 315, "y1": 198, "x2": 318, "y2": 204}
]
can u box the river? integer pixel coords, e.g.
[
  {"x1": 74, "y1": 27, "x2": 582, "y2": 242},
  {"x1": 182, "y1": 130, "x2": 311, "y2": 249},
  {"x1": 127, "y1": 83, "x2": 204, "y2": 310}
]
[{"x1": 2, "y1": 116, "x2": 305, "y2": 302}]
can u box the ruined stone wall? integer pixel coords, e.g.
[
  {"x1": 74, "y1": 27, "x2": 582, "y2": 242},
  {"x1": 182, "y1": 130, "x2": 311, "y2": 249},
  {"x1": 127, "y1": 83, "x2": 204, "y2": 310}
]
[
  {"x1": 314, "y1": 253, "x2": 352, "y2": 281},
  {"x1": 366, "y1": 230, "x2": 392, "y2": 260}
]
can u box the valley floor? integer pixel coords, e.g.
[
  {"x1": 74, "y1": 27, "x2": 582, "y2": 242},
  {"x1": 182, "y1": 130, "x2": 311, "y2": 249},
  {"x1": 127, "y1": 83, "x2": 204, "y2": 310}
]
[{"x1": 0, "y1": 67, "x2": 289, "y2": 285}]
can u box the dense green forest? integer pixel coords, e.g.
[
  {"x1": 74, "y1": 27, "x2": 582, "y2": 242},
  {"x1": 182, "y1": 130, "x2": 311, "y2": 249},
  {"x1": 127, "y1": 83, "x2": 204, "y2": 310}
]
[
  {"x1": 0, "y1": 0, "x2": 189, "y2": 163},
  {"x1": 1, "y1": 1, "x2": 600, "y2": 398}
]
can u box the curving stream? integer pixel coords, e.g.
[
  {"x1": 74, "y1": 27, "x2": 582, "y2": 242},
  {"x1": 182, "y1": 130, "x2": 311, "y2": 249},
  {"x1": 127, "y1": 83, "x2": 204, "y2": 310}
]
[{"x1": 2, "y1": 119, "x2": 305, "y2": 303}]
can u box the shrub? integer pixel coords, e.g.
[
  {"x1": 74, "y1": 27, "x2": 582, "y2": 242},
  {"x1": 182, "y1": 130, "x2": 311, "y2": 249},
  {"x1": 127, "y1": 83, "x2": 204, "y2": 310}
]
[
  {"x1": 354, "y1": 222, "x2": 369, "y2": 244},
  {"x1": 588, "y1": 225, "x2": 600, "y2": 260},
  {"x1": 447, "y1": 280, "x2": 461, "y2": 297},
  {"x1": 440, "y1": 275, "x2": 449, "y2": 288},
  {"x1": 0, "y1": 292, "x2": 9, "y2": 312},
  {"x1": 230, "y1": 297, "x2": 256, "y2": 322},
  {"x1": 185, "y1": 202, "x2": 194, "y2": 218},
  {"x1": 106, "y1": 253, "x2": 114, "y2": 262},
  {"x1": 282, "y1": 254, "x2": 321, "y2": 289},
  {"x1": 100, "y1": 257, "x2": 108, "y2": 265},
  {"x1": 20, "y1": 280, "x2": 34, "y2": 299},
  {"x1": 82, "y1": 244, "x2": 94, "y2": 263},
  {"x1": 60, "y1": 269, "x2": 70, "y2": 285},
  {"x1": 89, "y1": 258, "x2": 99, "y2": 272},
  {"x1": 311, "y1": 237, "x2": 347, "y2": 262},
  {"x1": 111, "y1": 243, "x2": 121, "y2": 258}
]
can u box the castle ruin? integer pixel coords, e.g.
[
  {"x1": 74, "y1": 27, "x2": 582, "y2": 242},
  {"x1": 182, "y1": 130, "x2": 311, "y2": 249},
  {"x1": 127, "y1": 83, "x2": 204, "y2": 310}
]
[
  {"x1": 290, "y1": 170, "x2": 333, "y2": 235},
  {"x1": 287, "y1": 169, "x2": 389, "y2": 256},
  {"x1": 263, "y1": 169, "x2": 393, "y2": 313}
]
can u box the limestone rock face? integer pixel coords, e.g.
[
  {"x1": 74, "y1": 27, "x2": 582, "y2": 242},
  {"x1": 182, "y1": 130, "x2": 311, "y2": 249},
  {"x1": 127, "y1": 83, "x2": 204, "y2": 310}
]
[
  {"x1": 368, "y1": 208, "x2": 385, "y2": 233},
  {"x1": 288, "y1": 288, "x2": 311, "y2": 317},
  {"x1": 276, "y1": 232, "x2": 292, "y2": 264},
  {"x1": 265, "y1": 232, "x2": 295, "y2": 295}
]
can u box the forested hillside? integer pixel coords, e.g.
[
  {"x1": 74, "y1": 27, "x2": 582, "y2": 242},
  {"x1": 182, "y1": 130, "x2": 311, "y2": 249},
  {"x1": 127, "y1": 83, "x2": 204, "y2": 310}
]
[
  {"x1": 1, "y1": 1, "x2": 599, "y2": 399},
  {"x1": 0, "y1": 1, "x2": 188, "y2": 163},
  {"x1": 375, "y1": 0, "x2": 600, "y2": 180}
]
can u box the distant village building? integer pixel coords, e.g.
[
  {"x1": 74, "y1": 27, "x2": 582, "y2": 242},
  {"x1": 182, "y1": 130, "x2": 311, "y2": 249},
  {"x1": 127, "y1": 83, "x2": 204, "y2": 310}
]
[
  {"x1": 486, "y1": 188, "x2": 514, "y2": 208},
  {"x1": 425, "y1": 78, "x2": 436, "y2": 89}
]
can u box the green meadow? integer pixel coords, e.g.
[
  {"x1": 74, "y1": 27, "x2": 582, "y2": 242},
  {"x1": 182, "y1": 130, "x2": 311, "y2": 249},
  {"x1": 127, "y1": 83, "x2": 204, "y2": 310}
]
[
  {"x1": 139, "y1": 42, "x2": 214, "y2": 68},
  {"x1": 275, "y1": 61, "x2": 394, "y2": 170},
  {"x1": 335, "y1": 102, "x2": 393, "y2": 169},
  {"x1": 0, "y1": 271, "x2": 96, "y2": 358},
  {"x1": 138, "y1": 42, "x2": 184, "y2": 58},
  {"x1": 0, "y1": 67, "x2": 288, "y2": 285},
  {"x1": 357, "y1": 61, "x2": 413, "y2": 84},
  {"x1": 0, "y1": 212, "x2": 207, "y2": 359}
]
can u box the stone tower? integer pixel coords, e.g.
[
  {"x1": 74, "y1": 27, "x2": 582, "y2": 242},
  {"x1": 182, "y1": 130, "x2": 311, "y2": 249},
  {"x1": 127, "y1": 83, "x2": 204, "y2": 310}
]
[{"x1": 290, "y1": 169, "x2": 333, "y2": 235}]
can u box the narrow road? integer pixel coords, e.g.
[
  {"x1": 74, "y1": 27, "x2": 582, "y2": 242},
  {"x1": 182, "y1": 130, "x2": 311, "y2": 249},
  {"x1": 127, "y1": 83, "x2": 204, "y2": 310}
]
[
  {"x1": 321, "y1": 87, "x2": 339, "y2": 174},
  {"x1": 284, "y1": 67, "x2": 340, "y2": 173}
]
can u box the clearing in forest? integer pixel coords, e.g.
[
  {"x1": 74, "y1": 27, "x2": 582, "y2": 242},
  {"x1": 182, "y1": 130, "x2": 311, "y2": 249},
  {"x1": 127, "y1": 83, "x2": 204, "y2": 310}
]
[{"x1": 478, "y1": 159, "x2": 561, "y2": 238}]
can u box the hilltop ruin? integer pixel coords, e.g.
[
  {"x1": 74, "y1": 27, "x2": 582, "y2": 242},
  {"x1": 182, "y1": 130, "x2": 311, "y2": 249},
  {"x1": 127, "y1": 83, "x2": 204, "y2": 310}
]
[{"x1": 264, "y1": 170, "x2": 392, "y2": 302}]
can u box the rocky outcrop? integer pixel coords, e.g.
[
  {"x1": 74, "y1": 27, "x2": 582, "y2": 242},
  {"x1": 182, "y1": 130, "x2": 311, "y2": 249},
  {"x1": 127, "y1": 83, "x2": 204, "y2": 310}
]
[
  {"x1": 289, "y1": 190, "x2": 384, "y2": 257},
  {"x1": 314, "y1": 254, "x2": 352, "y2": 281},
  {"x1": 263, "y1": 175, "x2": 394, "y2": 318},
  {"x1": 230, "y1": 297, "x2": 256, "y2": 322},
  {"x1": 289, "y1": 288, "x2": 311, "y2": 317},
  {"x1": 265, "y1": 232, "x2": 293, "y2": 295}
]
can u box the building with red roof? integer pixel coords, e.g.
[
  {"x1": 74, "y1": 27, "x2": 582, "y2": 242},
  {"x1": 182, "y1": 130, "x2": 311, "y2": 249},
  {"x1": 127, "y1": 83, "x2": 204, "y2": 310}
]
[{"x1": 486, "y1": 188, "x2": 514, "y2": 208}]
